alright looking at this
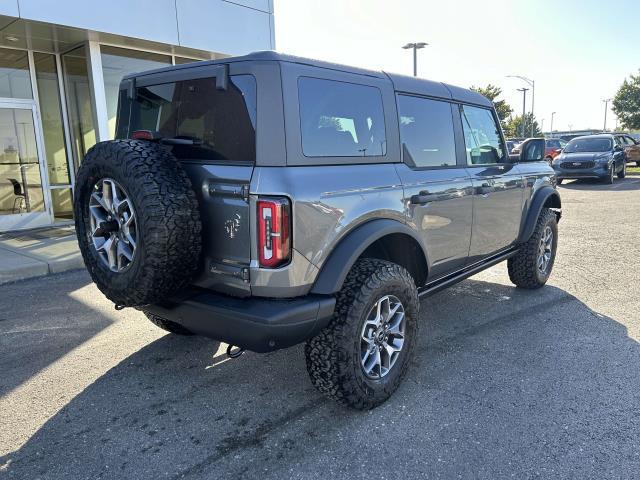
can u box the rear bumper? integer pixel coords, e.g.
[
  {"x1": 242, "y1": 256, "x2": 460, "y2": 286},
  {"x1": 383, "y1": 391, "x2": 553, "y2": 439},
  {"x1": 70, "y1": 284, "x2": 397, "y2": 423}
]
[{"x1": 144, "y1": 291, "x2": 336, "y2": 353}]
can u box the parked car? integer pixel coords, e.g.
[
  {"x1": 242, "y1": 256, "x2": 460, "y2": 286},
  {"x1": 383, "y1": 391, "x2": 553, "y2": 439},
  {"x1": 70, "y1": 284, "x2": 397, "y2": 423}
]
[
  {"x1": 506, "y1": 140, "x2": 517, "y2": 153},
  {"x1": 551, "y1": 134, "x2": 627, "y2": 184},
  {"x1": 616, "y1": 134, "x2": 640, "y2": 166},
  {"x1": 73, "y1": 52, "x2": 561, "y2": 409},
  {"x1": 544, "y1": 138, "x2": 567, "y2": 163}
]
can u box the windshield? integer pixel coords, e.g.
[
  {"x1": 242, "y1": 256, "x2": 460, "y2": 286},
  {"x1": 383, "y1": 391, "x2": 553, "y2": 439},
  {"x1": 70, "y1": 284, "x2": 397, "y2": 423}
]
[{"x1": 564, "y1": 137, "x2": 612, "y2": 153}]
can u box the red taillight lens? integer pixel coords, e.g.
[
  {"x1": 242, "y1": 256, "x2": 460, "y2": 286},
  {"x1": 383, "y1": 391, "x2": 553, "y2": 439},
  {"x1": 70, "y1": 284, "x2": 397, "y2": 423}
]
[
  {"x1": 131, "y1": 130, "x2": 155, "y2": 140},
  {"x1": 257, "y1": 197, "x2": 291, "y2": 268}
]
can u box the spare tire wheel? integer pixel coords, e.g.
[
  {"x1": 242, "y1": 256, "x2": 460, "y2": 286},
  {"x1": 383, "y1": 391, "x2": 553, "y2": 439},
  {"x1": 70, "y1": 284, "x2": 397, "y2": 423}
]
[{"x1": 74, "y1": 139, "x2": 202, "y2": 307}]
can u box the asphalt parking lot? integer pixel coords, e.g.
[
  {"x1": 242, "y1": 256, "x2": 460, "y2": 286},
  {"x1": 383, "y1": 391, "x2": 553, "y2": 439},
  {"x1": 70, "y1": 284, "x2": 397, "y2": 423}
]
[{"x1": 1, "y1": 174, "x2": 639, "y2": 479}]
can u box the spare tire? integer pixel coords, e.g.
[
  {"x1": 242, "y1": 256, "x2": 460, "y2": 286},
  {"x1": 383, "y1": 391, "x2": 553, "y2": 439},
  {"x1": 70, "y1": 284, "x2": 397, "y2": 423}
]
[{"x1": 74, "y1": 139, "x2": 202, "y2": 307}]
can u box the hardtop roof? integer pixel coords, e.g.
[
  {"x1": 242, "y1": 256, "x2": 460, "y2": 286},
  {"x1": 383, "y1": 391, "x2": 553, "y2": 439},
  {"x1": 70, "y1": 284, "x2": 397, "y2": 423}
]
[{"x1": 123, "y1": 50, "x2": 492, "y2": 107}]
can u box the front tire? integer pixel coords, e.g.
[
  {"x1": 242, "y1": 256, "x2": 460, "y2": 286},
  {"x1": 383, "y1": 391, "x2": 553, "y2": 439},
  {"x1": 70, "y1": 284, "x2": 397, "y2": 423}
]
[
  {"x1": 618, "y1": 162, "x2": 626, "y2": 179},
  {"x1": 305, "y1": 259, "x2": 419, "y2": 410},
  {"x1": 508, "y1": 208, "x2": 558, "y2": 289},
  {"x1": 604, "y1": 164, "x2": 615, "y2": 184}
]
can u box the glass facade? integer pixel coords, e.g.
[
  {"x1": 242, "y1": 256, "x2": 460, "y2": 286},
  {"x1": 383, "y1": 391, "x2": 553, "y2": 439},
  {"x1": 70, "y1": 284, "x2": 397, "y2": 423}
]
[
  {"x1": 34, "y1": 53, "x2": 70, "y2": 186},
  {"x1": 62, "y1": 46, "x2": 96, "y2": 169},
  {"x1": 0, "y1": 48, "x2": 32, "y2": 99},
  {"x1": 0, "y1": 43, "x2": 212, "y2": 231},
  {"x1": 100, "y1": 46, "x2": 171, "y2": 139}
]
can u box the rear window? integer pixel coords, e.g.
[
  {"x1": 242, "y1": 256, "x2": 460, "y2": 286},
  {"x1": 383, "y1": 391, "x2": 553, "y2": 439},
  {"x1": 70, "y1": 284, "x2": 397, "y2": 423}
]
[
  {"x1": 298, "y1": 77, "x2": 386, "y2": 158},
  {"x1": 119, "y1": 74, "x2": 256, "y2": 162}
]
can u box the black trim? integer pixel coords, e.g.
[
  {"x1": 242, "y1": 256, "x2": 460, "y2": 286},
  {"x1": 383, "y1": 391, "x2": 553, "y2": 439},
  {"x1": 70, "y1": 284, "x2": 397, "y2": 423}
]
[
  {"x1": 144, "y1": 291, "x2": 336, "y2": 353},
  {"x1": 310, "y1": 219, "x2": 427, "y2": 295},
  {"x1": 517, "y1": 186, "x2": 561, "y2": 243},
  {"x1": 419, "y1": 247, "x2": 518, "y2": 297}
]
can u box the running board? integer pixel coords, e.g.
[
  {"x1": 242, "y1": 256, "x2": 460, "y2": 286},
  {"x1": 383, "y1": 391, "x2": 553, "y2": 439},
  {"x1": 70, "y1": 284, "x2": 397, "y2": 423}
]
[{"x1": 418, "y1": 248, "x2": 519, "y2": 298}]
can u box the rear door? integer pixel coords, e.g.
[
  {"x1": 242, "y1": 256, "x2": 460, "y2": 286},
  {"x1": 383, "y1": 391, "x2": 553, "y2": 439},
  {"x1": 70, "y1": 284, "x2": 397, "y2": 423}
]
[
  {"x1": 119, "y1": 65, "x2": 258, "y2": 295},
  {"x1": 459, "y1": 104, "x2": 524, "y2": 262},
  {"x1": 394, "y1": 95, "x2": 473, "y2": 280}
]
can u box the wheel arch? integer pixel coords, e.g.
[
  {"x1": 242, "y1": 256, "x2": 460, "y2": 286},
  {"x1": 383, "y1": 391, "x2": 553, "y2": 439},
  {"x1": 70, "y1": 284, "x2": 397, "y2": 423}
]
[
  {"x1": 517, "y1": 186, "x2": 561, "y2": 243},
  {"x1": 310, "y1": 219, "x2": 429, "y2": 295}
]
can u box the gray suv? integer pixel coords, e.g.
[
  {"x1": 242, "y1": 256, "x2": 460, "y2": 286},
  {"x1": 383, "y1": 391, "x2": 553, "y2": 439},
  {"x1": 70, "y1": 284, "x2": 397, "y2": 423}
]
[{"x1": 74, "y1": 52, "x2": 561, "y2": 409}]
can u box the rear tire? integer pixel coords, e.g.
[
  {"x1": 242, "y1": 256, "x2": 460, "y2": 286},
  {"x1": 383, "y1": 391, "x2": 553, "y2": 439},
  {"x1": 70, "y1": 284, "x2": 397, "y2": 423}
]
[
  {"x1": 305, "y1": 259, "x2": 419, "y2": 410},
  {"x1": 556, "y1": 178, "x2": 563, "y2": 185},
  {"x1": 508, "y1": 208, "x2": 558, "y2": 289},
  {"x1": 145, "y1": 312, "x2": 194, "y2": 336}
]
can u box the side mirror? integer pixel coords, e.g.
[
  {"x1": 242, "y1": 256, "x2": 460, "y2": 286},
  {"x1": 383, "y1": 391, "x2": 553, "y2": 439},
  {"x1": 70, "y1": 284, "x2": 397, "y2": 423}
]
[{"x1": 519, "y1": 138, "x2": 546, "y2": 162}]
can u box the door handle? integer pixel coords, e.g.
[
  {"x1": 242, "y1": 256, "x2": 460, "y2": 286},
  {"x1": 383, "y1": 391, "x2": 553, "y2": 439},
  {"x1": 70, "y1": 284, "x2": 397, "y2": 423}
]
[{"x1": 410, "y1": 190, "x2": 431, "y2": 205}]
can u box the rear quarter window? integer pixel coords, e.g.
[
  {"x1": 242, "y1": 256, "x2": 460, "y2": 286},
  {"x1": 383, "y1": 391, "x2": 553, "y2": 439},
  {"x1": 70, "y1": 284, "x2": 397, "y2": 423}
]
[
  {"x1": 298, "y1": 77, "x2": 387, "y2": 158},
  {"x1": 123, "y1": 74, "x2": 257, "y2": 162}
]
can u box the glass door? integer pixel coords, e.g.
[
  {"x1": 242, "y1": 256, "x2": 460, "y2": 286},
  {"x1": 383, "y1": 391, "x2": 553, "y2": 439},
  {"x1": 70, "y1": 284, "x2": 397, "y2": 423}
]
[{"x1": 0, "y1": 102, "x2": 50, "y2": 232}]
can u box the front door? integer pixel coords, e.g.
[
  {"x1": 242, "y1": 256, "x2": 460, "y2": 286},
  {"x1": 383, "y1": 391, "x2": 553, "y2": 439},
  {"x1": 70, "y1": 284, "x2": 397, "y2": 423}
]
[
  {"x1": 459, "y1": 104, "x2": 523, "y2": 263},
  {"x1": 0, "y1": 102, "x2": 50, "y2": 232}
]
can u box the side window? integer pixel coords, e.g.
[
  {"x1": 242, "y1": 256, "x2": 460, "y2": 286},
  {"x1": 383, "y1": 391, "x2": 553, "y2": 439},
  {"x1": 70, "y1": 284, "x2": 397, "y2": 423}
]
[
  {"x1": 397, "y1": 95, "x2": 456, "y2": 168},
  {"x1": 460, "y1": 105, "x2": 505, "y2": 165},
  {"x1": 298, "y1": 77, "x2": 386, "y2": 158},
  {"x1": 625, "y1": 136, "x2": 636, "y2": 146}
]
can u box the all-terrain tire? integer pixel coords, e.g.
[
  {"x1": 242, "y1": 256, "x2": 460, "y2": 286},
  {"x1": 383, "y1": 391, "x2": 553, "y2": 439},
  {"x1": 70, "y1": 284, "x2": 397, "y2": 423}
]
[
  {"x1": 74, "y1": 140, "x2": 202, "y2": 307},
  {"x1": 145, "y1": 312, "x2": 194, "y2": 335},
  {"x1": 305, "y1": 259, "x2": 419, "y2": 410},
  {"x1": 508, "y1": 208, "x2": 558, "y2": 289}
]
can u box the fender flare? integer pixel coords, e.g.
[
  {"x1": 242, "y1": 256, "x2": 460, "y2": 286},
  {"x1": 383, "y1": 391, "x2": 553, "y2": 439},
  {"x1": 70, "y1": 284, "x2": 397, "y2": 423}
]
[
  {"x1": 310, "y1": 219, "x2": 428, "y2": 295},
  {"x1": 517, "y1": 186, "x2": 561, "y2": 243}
]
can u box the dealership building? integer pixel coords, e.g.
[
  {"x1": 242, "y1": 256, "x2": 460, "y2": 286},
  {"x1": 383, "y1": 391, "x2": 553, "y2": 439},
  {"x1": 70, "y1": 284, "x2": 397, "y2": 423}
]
[{"x1": 0, "y1": 0, "x2": 274, "y2": 231}]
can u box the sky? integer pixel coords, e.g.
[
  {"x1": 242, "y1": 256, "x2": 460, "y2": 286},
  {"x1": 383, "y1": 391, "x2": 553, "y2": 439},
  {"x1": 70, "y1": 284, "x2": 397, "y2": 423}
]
[{"x1": 274, "y1": 0, "x2": 640, "y2": 132}]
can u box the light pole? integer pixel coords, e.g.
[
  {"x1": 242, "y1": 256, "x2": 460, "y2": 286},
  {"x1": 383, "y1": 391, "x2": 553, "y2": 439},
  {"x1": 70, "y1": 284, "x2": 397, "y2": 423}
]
[
  {"x1": 507, "y1": 75, "x2": 535, "y2": 136},
  {"x1": 602, "y1": 98, "x2": 612, "y2": 131},
  {"x1": 517, "y1": 87, "x2": 529, "y2": 138},
  {"x1": 550, "y1": 111, "x2": 556, "y2": 136},
  {"x1": 402, "y1": 42, "x2": 428, "y2": 77},
  {"x1": 541, "y1": 118, "x2": 545, "y2": 134}
]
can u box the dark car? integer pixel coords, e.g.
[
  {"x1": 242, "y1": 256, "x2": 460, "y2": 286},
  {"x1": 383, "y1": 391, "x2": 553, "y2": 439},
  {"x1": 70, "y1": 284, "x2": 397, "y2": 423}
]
[
  {"x1": 72, "y1": 51, "x2": 561, "y2": 409},
  {"x1": 551, "y1": 134, "x2": 627, "y2": 184}
]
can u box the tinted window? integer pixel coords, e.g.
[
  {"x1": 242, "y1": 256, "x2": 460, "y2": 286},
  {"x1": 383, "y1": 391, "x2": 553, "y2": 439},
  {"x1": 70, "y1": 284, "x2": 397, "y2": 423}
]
[
  {"x1": 398, "y1": 95, "x2": 456, "y2": 168},
  {"x1": 546, "y1": 139, "x2": 560, "y2": 148},
  {"x1": 626, "y1": 136, "x2": 638, "y2": 145},
  {"x1": 125, "y1": 74, "x2": 257, "y2": 162},
  {"x1": 460, "y1": 105, "x2": 505, "y2": 165},
  {"x1": 564, "y1": 137, "x2": 612, "y2": 153},
  {"x1": 298, "y1": 77, "x2": 386, "y2": 157}
]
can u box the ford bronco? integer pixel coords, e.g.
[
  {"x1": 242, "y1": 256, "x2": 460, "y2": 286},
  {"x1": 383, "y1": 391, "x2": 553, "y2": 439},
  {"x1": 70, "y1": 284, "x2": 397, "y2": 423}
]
[{"x1": 74, "y1": 52, "x2": 561, "y2": 409}]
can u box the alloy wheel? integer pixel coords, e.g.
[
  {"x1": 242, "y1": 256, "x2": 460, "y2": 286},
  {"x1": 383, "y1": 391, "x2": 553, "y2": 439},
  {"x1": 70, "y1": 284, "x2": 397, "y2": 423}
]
[
  {"x1": 537, "y1": 225, "x2": 553, "y2": 275},
  {"x1": 360, "y1": 295, "x2": 406, "y2": 379},
  {"x1": 88, "y1": 178, "x2": 138, "y2": 272}
]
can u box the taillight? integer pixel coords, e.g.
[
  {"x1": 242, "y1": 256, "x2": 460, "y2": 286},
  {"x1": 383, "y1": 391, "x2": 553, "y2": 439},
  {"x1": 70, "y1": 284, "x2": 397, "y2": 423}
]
[
  {"x1": 257, "y1": 197, "x2": 291, "y2": 268},
  {"x1": 131, "y1": 130, "x2": 155, "y2": 140}
]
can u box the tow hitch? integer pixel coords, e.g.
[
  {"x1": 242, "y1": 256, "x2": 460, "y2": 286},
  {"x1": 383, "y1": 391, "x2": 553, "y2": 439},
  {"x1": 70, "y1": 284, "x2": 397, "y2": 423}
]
[{"x1": 226, "y1": 344, "x2": 245, "y2": 359}]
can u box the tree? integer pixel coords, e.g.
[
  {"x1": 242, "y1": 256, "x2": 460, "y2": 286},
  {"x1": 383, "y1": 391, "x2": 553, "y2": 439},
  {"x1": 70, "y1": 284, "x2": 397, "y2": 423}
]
[
  {"x1": 612, "y1": 71, "x2": 640, "y2": 130},
  {"x1": 504, "y1": 113, "x2": 542, "y2": 138},
  {"x1": 470, "y1": 84, "x2": 513, "y2": 129}
]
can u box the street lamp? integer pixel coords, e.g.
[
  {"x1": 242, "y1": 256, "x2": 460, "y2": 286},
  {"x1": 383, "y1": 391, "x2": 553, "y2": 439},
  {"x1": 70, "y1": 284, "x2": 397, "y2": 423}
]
[
  {"x1": 602, "y1": 98, "x2": 612, "y2": 131},
  {"x1": 402, "y1": 42, "x2": 428, "y2": 77},
  {"x1": 517, "y1": 87, "x2": 529, "y2": 138},
  {"x1": 550, "y1": 111, "x2": 556, "y2": 136},
  {"x1": 507, "y1": 75, "x2": 535, "y2": 136}
]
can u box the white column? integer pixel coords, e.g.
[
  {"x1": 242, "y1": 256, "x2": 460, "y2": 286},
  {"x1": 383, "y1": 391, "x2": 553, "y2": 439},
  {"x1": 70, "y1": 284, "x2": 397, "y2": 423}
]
[{"x1": 86, "y1": 40, "x2": 110, "y2": 142}]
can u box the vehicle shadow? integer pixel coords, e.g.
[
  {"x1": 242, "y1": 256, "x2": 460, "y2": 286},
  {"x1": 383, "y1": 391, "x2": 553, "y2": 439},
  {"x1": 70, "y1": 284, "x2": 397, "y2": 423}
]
[
  {"x1": 0, "y1": 270, "x2": 112, "y2": 397},
  {"x1": 2, "y1": 278, "x2": 639, "y2": 479},
  {"x1": 559, "y1": 173, "x2": 640, "y2": 191}
]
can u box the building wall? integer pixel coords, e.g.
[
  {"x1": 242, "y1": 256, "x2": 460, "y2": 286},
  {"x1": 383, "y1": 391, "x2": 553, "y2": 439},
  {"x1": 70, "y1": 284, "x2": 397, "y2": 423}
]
[{"x1": 0, "y1": 0, "x2": 274, "y2": 54}]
